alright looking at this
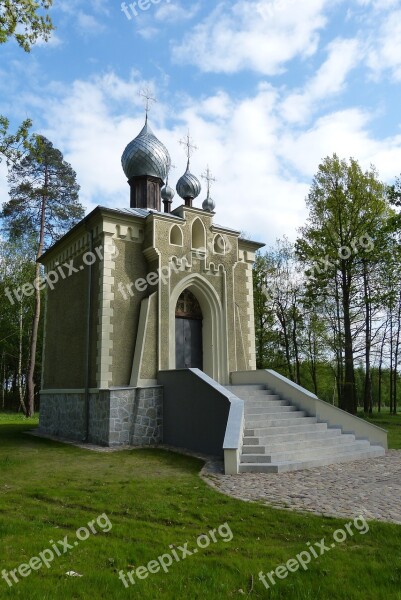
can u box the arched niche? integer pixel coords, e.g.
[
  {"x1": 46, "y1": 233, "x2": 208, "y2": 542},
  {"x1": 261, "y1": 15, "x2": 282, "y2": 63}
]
[
  {"x1": 192, "y1": 218, "x2": 206, "y2": 251},
  {"x1": 170, "y1": 224, "x2": 183, "y2": 246}
]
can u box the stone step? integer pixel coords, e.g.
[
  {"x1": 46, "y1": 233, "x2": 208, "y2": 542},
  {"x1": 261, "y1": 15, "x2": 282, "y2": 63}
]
[
  {"x1": 242, "y1": 445, "x2": 266, "y2": 454},
  {"x1": 247, "y1": 410, "x2": 306, "y2": 421},
  {"x1": 245, "y1": 427, "x2": 341, "y2": 446},
  {"x1": 246, "y1": 414, "x2": 314, "y2": 428},
  {"x1": 266, "y1": 440, "x2": 371, "y2": 462},
  {"x1": 245, "y1": 404, "x2": 297, "y2": 414},
  {"x1": 239, "y1": 447, "x2": 386, "y2": 473},
  {"x1": 244, "y1": 399, "x2": 290, "y2": 407},
  {"x1": 226, "y1": 385, "x2": 267, "y2": 394},
  {"x1": 258, "y1": 431, "x2": 353, "y2": 451},
  {"x1": 231, "y1": 391, "x2": 278, "y2": 399},
  {"x1": 244, "y1": 421, "x2": 326, "y2": 437}
]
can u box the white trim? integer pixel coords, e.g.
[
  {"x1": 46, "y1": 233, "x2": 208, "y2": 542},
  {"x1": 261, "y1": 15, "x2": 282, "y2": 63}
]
[
  {"x1": 96, "y1": 231, "x2": 116, "y2": 388},
  {"x1": 130, "y1": 293, "x2": 157, "y2": 387}
]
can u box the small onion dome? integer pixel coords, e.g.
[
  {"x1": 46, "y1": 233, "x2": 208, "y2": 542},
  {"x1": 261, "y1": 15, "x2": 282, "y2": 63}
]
[
  {"x1": 121, "y1": 120, "x2": 171, "y2": 181},
  {"x1": 161, "y1": 183, "x2": 175, "y2": 202},
  {"x1": 176, "y1": 166, "x2": 201, "y2": 201},
  {"x1": 202, "y1": 194, "x2": 215, "y2": 212}
]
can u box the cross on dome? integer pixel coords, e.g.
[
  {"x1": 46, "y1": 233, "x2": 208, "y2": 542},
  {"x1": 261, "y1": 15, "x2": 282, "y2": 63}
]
[
  {"x1": 201, "y1": 165, "x2": 216, "y2": 198},
  {"x1": 139, "y1": 86, "x2": 157, "y2": 122},
  {"x1": 179, "y1": 131, "x2": 198, "y2": 169}
]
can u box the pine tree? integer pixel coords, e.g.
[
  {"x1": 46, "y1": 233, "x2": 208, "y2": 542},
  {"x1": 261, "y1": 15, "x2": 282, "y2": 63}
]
[{"x1": 1, "y1": 135, "x2": 84, "y2": 416}]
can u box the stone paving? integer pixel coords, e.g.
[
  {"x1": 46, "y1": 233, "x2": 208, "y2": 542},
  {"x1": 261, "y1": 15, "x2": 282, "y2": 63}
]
[{"x1": 201, "y1": 450, "x2": 401, "y2": 525}]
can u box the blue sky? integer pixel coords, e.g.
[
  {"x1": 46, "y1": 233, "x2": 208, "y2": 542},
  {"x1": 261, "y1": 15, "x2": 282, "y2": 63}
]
[{"x1": 1, "y1": 0, "x2": 401, "y2": 243}]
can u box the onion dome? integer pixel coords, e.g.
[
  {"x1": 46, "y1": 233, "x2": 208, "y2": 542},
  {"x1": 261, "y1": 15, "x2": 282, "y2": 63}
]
[
  {"x1": 176, "y1": 163, "x2": 201, "y2": 201},
  {"x1": 161, "y1": 183, "x2": 175, "y2": 202},
  {"x1": 121, "y1": 120, "x2": 171, "y2": 181},
  {"x1": 202, "y1": 194, "x2": 215, "y2": 212}
]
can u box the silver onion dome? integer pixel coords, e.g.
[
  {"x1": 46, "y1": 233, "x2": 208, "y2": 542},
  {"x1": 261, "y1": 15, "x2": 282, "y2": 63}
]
[
  {"x1": 176, "y1": 166, "x2": 201, "y2": 200},
  {"x1": 202, "y1": 194, "x2": 215, "y2": 212},
  {"x1": 121, "y1": 120, "x2": 171, "y2": 181},
  {"x1": 161, "y1": 183, "x2": 175, "y2": 202}
]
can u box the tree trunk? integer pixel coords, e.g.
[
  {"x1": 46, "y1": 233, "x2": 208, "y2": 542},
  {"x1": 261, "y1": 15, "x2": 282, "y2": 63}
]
[
  {"x1": 334, "y1": 277, "x2": 344, "y2": 406},
  {"x1": 363, "y1": 262, "x2": 371, "y2": 413},
  {"x1": 18, "y1": 300, "x2": 27, "y2": 414},
  {"x1": 26, "y1": 183, "x2": 47, "y2": 417},
  {"x1": 341, "y1": 273, "x2": 356, "y2": 414},
  {"x1": 276, "y1": 300, "x2": 294, "y2": 381},
  {"x1": 393, "y1": 292, "x2": 401, "y2": 415},
  {"x1": 291, "y1": 305, "x2": 301, "y2": 385},
  {"x1": 1, "y1": 350, "x2": 5, "y2": 409},
  {"x1": 390, "y1": 311, "x2": 394, "y2": 414}
]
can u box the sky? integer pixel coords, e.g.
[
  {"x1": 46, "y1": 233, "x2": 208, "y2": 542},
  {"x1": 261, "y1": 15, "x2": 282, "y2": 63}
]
[{"x1": 1, "y1": 0, "x2": 401, "y2": 244}]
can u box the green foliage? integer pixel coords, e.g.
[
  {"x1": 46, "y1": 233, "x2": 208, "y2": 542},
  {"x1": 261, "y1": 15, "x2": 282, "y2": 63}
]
[
  {"x1": 0, "y1": 238, "x2": 37, "y2": 410},
  {"x1": 0, "y1": 115, "x2": 32, "y2": 165},
  {"x1": 255, "y1": 155, "x2": 400, "y2": 414},
  {"x1": 0, "y1": 0, "x2": 54, "y2": 52},
  {"x1": 2, "y1": 135, "x2": 83, "y2": 246}
]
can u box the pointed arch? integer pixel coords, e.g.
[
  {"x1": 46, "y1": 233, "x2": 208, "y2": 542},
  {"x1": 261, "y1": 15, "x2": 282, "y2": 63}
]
[
  {"x1": 170, "y1": 224, "x2": 183, "y2": 246},
  {"x1": 169, "y1": 274, "x2": 228, "y2": 383},
  {"x1": 191, "y1": 218, "x2": 206, "y2": 251}
]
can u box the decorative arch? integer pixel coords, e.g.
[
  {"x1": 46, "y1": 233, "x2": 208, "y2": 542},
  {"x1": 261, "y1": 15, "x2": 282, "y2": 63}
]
[
  {"x1": 191, "y1": 218, "x2": 206, "y2": 251},
  {"x1": 169, "y1": 224, "x2": 183, "y2": 246},
  {"x1": 169, "y1": 274, "x2": 228, "y2": 383},
  {"x1": 213, "y1": 234, "x2": 225, "y2": 254}
]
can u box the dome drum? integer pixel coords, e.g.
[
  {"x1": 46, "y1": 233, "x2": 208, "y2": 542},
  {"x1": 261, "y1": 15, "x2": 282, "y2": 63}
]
[{"x1": 129, "y1": 174, "x2": 163, "y2": 212}]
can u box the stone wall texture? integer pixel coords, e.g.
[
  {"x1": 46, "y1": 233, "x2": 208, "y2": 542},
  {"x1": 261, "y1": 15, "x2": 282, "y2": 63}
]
[{"x1": 38, "y1": 386, "x2": 163, "y2": 447}]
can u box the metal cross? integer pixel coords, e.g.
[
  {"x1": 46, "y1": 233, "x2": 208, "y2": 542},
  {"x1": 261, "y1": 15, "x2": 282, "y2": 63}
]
[
  {"x1": 179, "y1": 131, "x2": 198, "y2": 167},
  {"x1": 201, "y1": 165, "x2": 216, "y2": 196},
  {"x1": 139, "y1": 86, "x2": 157, "y2": 120}
]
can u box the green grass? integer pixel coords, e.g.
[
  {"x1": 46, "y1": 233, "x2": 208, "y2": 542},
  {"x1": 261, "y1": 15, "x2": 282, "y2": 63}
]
[
  {"x1": 358, "y1": 409, "x2": 401, "y2": 449},
  {"x1": 0, "y1": 414, "x2": 400, "y2": 599}
]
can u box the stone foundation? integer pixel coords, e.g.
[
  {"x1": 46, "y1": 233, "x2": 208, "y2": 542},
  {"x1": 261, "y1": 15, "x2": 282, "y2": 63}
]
[{"x1": 38, "y1": 386, "x2": 163, "y2": 447}]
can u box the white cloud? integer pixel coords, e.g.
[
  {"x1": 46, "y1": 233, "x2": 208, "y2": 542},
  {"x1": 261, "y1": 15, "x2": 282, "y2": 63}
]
[
  {"x1": 282, "y1": 37, "x2": 361, "y2": 123},
  {"x1": 355, "y1": 0, "x2": 400, "y2": 9},
  {"x1": 137, "y1": 26, "x2": 160, "y2": 40},
  {"x1": 155, "y1": 1, "x2": 201, "y2": 23},
  {"x1": 278, "y1": 107, "x2": 401, "y2": 181},
  {"x1": 76, "y1": 12, "x2": 106, "y2": 35},
  {"x1": 367, "y1": 9, "x2": 401, "y2": 81},
  {"x1": 172, "y1": 0, "x2": 329, "y2": 74}
]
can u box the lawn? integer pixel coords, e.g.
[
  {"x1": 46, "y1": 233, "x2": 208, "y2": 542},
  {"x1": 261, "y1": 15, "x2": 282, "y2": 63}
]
[
  {"x1": 359, "y1": 410, "x2": 401, "y2": 449},
  {"x1": 0, "y1": 413, "x2": 400, "y2": 600}
]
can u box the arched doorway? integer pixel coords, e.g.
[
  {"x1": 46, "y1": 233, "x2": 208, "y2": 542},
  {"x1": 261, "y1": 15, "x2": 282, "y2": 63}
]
[{"x1": 175, "y1": 290, "x2": 203, "y2": 369}]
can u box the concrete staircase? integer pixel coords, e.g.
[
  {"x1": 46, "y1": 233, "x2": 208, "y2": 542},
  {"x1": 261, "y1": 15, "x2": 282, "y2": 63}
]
[{"x1": 225, "y1": 384, "x2": 386, "y2": 473}]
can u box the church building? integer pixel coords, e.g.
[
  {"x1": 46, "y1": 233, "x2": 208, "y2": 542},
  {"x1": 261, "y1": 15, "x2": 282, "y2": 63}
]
[{"x1": 38, "y1": 116, "x2": 263, "y2": 450}]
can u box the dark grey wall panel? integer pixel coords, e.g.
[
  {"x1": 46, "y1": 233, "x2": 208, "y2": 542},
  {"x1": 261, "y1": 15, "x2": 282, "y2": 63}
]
[{"x1": 158, "y1": 368, "x2": 230, "y2": 457}]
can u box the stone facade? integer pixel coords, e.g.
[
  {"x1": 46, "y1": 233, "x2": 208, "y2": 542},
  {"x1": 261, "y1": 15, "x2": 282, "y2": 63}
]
[
  {"x1": 39, "y1": 391, "x2": 91, "y2": 442},
  {"x1": 38, "y1": 387, "x2": 163, "y2": 447}
]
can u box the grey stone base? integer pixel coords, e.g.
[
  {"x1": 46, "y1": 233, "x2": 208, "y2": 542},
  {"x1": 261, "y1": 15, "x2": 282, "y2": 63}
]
[{"x1": 39, "y1": 387, "x2": 163, "y2": 447}]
